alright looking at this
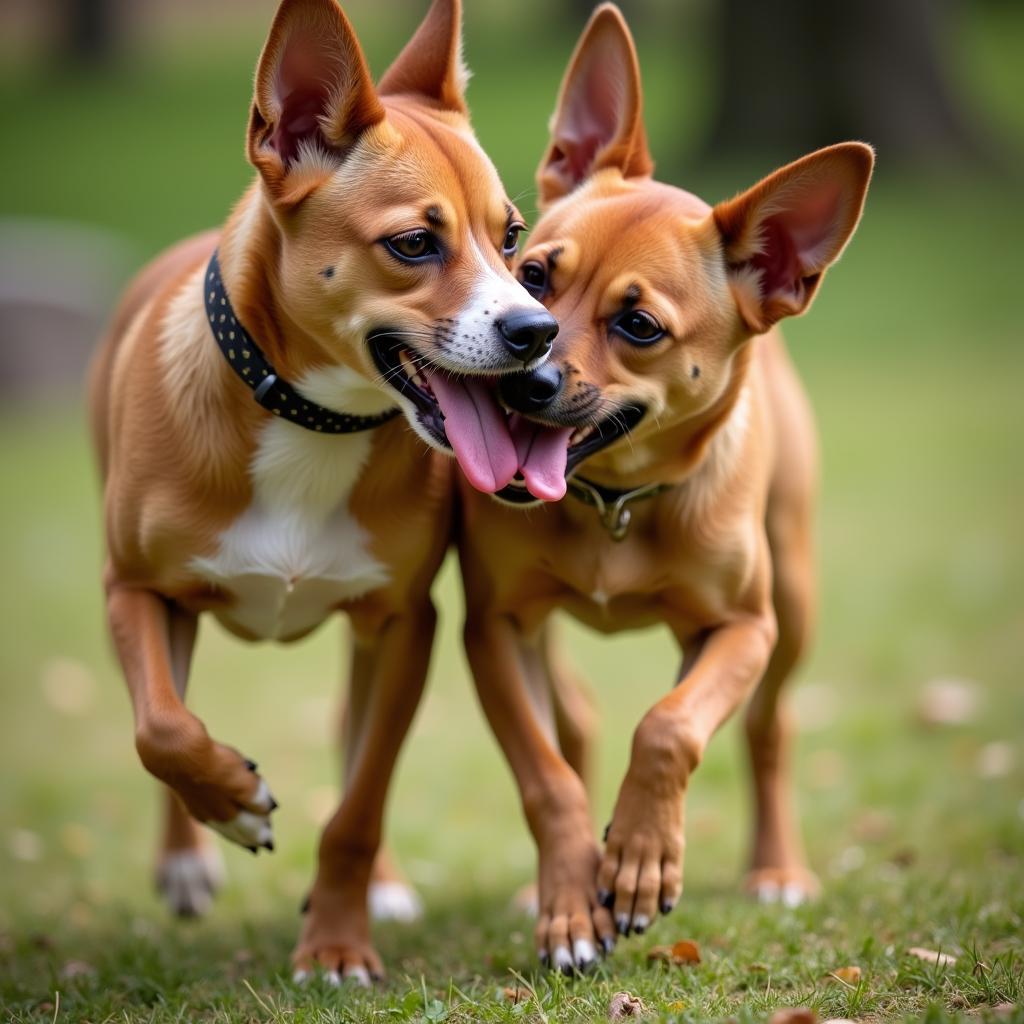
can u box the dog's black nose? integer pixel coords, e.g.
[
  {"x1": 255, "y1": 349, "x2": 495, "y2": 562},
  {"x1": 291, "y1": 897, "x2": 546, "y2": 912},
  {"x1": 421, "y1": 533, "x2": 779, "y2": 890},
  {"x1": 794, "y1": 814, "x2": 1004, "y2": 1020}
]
[
  {"x1": 499, "y1": 364, "x2": 564, "y2": 413},
  {"x1": 497, "y1": 310, "x2": 559, "y2": 364}
]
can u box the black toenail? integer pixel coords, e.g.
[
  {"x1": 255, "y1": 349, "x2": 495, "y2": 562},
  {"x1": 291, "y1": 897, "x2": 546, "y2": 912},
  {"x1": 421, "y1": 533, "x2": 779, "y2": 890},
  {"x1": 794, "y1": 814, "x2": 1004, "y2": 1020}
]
[
  {"x1": 539, "y1": 952, "x2": 550, "y2": 968},
  {"x1": 269, "y1": 797, "x2": 279, "y2": 811},
  {"x1": 263, "y1": 840, "x2": 274, "y2": 852},
  {"x1": 633, "y1": 922, "x2": 646, "y2": 935},
  {"x1": 603, "y1": 822, "x2": 611, "y2": 842},
  {"x1": 660, "y1": 899, "x2": 674, "y2": 915},
  {"x1": 602, "y1": 936, "x2": 615, "y2": 954},
  {"x1": 597, "y1": 889, "x2": 613, "y2": 908},
  {"x1": 245, "y1": 759, "x2": 258, "y2": 771},
  {"x1": 300, "y1": 894, "x2": 311, "y2": 914},
  {"x1": 247, "y1": 845, "x2": 258, "y2": 855}
]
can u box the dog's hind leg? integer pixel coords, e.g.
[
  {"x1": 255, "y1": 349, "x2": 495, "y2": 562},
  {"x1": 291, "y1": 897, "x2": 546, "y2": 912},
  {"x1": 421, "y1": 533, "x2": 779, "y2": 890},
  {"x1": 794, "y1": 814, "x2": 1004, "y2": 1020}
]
[
  {"x1": 340, "y1": 633, "x2": 422, "y2": 924},
  {"x1": 154, "y1": 606, "x2": 225, "y2": 916},
  {"x1": 742, "y1": 368, "x2": 820, "y2": 906}
]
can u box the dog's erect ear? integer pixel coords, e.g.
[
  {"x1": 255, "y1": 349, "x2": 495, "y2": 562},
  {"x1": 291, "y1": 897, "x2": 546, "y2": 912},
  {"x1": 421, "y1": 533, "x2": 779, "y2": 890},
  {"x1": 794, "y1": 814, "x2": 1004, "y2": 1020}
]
[
  {"x1": 713, "y1": 143, "x2": 875, "y2": 333},
  {"x1": 378, "y1": 0, "x2": 468, "y2": 115},
  {"x1": 248, "y1": 0, "x2": 385, "y2": 205},
  {"x1": 538, "y1": 3, "x2": 653, "y2": 206}
]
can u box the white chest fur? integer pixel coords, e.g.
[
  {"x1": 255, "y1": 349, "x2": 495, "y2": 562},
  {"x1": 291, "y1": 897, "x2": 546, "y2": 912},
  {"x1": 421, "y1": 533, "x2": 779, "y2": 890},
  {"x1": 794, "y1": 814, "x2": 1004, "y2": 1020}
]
[{"x1": 192, "y1": 416, "x2": 389, "y2": 641}]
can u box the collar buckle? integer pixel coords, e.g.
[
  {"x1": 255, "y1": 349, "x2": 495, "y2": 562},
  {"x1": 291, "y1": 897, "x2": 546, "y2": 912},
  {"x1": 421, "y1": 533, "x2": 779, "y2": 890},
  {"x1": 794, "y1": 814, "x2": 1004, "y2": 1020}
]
[{"x1": 567, "y1": 476, "x2": 669, "y2": 542}]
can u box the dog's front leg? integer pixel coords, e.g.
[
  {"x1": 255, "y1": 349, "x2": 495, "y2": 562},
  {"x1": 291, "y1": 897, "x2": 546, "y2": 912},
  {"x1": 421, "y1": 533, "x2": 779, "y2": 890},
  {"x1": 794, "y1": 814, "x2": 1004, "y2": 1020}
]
[
  {"x1": 293, "y1": 602, "x2": 435, "y2": 985},
  {"x1": 465, "y1": 613, "x2": 615, "y2": 973},
  {"x1": 598, "y1": 614, "x2": 777, "y2": 934},
  {"x1": 106, "y1": 583, "x2": 276, "y2": 850}
]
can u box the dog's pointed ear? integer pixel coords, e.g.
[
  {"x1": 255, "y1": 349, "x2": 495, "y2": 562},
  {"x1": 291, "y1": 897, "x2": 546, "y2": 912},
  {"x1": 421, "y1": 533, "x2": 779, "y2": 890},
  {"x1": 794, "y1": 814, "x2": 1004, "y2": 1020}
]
[
  {"x1": 538, "y1": 3, "x2": 653, "y2": 207},
  {"x1": 247, "y1": 0, "x2": 385, "y2": 205},
  {"x1": 713, "y1": 143, "x2": 875, "y2": 333},
  {"x1": 377, "y1": 0, "x2": 468, "y2": 115}
]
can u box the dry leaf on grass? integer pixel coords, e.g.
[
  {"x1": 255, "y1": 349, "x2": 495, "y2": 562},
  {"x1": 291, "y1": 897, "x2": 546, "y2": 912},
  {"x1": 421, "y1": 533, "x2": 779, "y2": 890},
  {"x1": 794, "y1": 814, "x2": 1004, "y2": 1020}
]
[
  {"x1": 647, "y1": 939, "x2": 702, "y2": 965},
  {"x1": 769, "y1": 1009, "x2": 818, "y2": 1024},
  {"x1": 608, "y1": 990, "x2": 646, "y2": 1019},
  {"x1": 828, "y1": 965, "x2": 863, "y2": 986},
  {"x1": 501, "y1": 986, "x2": 530, "y2": 1004},
  {"x1": 908, "y1": 946, "x2": 957, "y2": 967}
]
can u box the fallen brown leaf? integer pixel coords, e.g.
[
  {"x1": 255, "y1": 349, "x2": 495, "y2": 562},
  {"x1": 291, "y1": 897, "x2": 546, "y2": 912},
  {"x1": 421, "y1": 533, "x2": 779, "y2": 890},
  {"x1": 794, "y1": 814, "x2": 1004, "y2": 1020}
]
[
  {"x1": 608, "y1": 990, "x2": 646, "y2": 1019},
  {"x1": 769, "y1": 1009, "x2": 818, "y2": 1024},
  {"x1": 501, "y1": 986, "x2": 529, "y2": 1005},
  {"x1": 647, "y1": 939, "x2": 702, "y2": 965},
  {"x1": 908, "y1": 946, "x2": 957, "y2": 967},
  {"x1": 828, "y1": 965, "x2": 863, "y2": 986},
  {"x1": 671, "y1": 939, "x2": 702, "y2": 963}
]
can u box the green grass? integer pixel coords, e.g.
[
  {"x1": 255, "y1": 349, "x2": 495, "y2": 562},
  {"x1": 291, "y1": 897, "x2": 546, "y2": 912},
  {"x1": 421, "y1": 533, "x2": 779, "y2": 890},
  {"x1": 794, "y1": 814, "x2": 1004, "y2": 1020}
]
[{"x1": 1, "y1": 5, "x2": 1024, "y2": 1022}]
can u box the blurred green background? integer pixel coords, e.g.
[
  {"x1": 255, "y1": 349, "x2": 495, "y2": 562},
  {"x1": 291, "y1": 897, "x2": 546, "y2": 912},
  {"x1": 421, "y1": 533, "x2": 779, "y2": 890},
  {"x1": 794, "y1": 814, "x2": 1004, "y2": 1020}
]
[{"x1": 0, "y1": 0, "x2": 1022, "y2": 1018}]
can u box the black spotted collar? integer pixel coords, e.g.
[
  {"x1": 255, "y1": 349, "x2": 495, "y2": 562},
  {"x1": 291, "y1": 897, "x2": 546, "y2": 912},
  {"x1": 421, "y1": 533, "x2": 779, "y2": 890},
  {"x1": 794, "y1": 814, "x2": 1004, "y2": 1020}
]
[{"x1": 203, "y1": 250, "x2": 400, "y2": 434}]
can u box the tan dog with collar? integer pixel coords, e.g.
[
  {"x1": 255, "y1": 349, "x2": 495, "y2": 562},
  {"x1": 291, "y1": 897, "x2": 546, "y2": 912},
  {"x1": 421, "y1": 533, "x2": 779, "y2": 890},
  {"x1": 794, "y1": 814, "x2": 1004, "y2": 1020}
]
[
  {"x1": 450, "y1": 5, "x2": 873, "y2": 972},
  {"x1": 89, "y1": 0, "x2": 555, "y2": 982}
]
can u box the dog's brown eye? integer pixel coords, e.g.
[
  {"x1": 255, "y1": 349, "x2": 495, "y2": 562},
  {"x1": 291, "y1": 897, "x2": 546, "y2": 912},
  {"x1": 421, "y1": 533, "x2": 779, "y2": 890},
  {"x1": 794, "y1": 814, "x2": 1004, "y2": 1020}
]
[
  {"x1": 385, "y1": 230, "x2": 439, "y2": 263},
  {"x1": 612, "y1": 310, "x2": 665, "y2": 346},
  {"x1": 519, "y1": 260, "x2": 547, "y2": 298}
]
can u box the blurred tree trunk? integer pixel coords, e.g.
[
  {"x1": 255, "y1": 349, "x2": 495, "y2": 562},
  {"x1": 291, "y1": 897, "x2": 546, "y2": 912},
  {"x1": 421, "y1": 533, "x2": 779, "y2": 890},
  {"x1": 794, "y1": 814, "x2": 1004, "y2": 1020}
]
[
  {"x1": 55, "y1": 0, "x2": 121, "y2": 67},
  {"x1": 705, "y1": 0, "x2": 985, "y2": 165}
]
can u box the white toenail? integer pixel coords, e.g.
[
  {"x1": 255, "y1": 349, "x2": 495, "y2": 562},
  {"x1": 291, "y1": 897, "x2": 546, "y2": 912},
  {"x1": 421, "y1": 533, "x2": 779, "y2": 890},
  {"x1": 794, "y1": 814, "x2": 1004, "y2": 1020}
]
[
  {"x1": 757, "y1": 880, "x2": 781, "y2": 903},
  {"x1": 325, "y1": 970, "x2": 341, "y2": 987},
  {"x1": 343, "y1": 965, "x2": 371, "y2": 987},
  {"x1": 782, "y1": 883, "x2": 806, "y2": 907},
  {"x1": 292, "y1": 969, "x2": 309, "y2": 984},
  {"x1": 573, "y1": 938, "x2": 596, "y2": 965},
  {"x1": 633, "y1": 914, "x2": 649, "y2": 931},
  {"x1": 616, "y1": 913, "x2": 630, "y2": 931},
  {"x1": 552, "y1": 946, "x2": 573, "y2": 971}
]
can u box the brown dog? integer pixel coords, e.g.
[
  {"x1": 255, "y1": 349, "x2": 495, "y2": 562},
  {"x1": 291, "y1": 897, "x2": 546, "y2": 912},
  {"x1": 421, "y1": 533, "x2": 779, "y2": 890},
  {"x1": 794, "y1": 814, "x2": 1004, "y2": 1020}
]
[
  {"x1": 453, "y1": 4, "x2": 873, "y2": 972},
  {"x1": 89, "y1": 0, "x2": 555, "y2": 982}
]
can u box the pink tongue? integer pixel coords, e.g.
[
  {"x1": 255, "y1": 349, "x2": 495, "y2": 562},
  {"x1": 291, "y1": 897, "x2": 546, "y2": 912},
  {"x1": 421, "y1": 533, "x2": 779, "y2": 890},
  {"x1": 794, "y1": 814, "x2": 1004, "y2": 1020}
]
[
  {"x1": 509, "y1": 415, "x2": 573, "y2": 501},
  {"x1": 427, "y1": 372, "x2": 518, "y2": 494}
]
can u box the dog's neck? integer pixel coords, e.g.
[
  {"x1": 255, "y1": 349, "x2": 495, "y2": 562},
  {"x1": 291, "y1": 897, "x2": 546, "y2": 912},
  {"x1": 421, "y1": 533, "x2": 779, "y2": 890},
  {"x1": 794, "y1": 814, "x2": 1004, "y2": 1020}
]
[
  {"x1": 215, "y1": 185, "x2": 325, "y2": 387},
  {"x1": 576, "y1": 342, "x2": 755, "y2": 494}
]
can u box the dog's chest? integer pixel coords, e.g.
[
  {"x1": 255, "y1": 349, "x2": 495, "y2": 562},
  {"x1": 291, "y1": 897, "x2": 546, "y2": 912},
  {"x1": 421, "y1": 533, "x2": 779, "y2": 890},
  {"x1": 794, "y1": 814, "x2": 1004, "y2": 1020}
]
[{"x1": 192, "y1": 419, "x2": 388, "y2": 641}]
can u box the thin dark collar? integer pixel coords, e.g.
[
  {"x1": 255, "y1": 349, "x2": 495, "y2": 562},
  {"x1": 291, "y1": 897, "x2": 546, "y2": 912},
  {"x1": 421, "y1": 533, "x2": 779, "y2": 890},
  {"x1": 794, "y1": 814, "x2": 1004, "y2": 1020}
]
[
  {"x1": 203, "y1": 249, "x2": 399, "y2": 435},
  {"x1": 566, "y1": 475, "x2": 673, "y2": 541}
]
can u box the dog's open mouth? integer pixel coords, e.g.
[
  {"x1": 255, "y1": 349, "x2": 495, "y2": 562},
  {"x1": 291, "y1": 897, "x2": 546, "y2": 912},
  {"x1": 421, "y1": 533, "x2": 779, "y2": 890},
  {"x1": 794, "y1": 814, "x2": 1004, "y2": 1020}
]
[{"x1": 370, "y1": 333, "x2": 644, "y2": 503}]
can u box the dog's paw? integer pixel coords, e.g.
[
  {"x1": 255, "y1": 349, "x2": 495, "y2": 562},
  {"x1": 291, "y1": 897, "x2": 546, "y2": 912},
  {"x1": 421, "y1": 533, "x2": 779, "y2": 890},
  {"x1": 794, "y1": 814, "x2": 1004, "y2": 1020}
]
[
  {"x1": 744, "y1": 866, "x2": 820, "y2": 907},
  {"x1": 368, "y1": 880, "x2": 423, "y2": 923},
  {"x1": 293, "y1": 888, "x2": 384, "y2": 985},
  {"x1": 598, "y1": 801, "x2": 684, "y2": 935},
  {"x1": 156, "y1": 845, "x2": 226, "y2": 917},
  {"x1": 535, "y1": 841, "x2": 615, "y2": 973},
  {"x1": 205, "y1": 775, "x2": 278, "y2": 852}
]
